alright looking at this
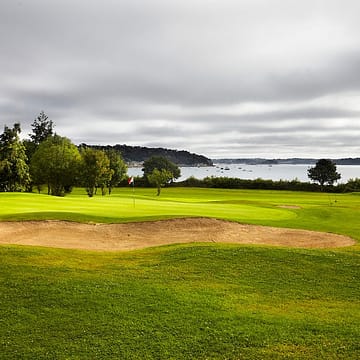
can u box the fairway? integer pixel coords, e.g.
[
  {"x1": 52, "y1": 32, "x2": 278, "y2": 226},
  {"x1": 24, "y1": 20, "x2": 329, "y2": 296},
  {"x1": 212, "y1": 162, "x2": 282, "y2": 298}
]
[{"x1": 1, "y1": 188, "x2": 359, "y2": 359}]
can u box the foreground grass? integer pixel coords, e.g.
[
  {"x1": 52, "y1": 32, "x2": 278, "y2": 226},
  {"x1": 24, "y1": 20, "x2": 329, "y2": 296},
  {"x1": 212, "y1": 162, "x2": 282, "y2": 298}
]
[
  {"x1": 1, "y1": 187, "x2": 359, "y2": 243},
  {"x1": 0, "y1": 244, "x2": 359, "y2": 359}
]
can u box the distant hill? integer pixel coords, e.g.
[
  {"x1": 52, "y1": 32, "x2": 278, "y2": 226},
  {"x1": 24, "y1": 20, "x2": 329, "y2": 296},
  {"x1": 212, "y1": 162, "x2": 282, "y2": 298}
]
[
  {"x1": 213, "y1": 158, "x2": 360, "y2": 165},
  {"x1": 80, "y1": 144, "x2": 213, "y2": 166}
]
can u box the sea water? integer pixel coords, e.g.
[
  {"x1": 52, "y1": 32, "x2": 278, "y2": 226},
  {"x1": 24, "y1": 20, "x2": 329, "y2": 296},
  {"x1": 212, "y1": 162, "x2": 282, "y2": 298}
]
[{"x1": 128, "y1": 164, "x2": 360, "y2": 183}]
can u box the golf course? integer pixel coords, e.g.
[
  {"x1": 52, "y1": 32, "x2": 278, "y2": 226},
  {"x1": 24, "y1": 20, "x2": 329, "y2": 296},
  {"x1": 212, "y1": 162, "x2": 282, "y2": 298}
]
[{"x1": 1, "y1": 187, "x2": 359, "y2": 359}]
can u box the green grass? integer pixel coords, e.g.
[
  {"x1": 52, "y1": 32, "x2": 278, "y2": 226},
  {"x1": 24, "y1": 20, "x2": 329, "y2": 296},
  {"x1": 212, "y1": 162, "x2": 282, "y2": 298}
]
[
  {"x1": 1, "y1": 188, "x2": 359, "y2": 358},
  {"x1": 0, "y1": 245, "x2": 359, "y2": 359},
  {"x1": 1, "y1": 187, "x2": 359, "y2": 242}
]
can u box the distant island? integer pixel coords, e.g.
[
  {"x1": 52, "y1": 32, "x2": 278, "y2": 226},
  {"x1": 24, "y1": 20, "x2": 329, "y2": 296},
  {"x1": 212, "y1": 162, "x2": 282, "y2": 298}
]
[
  {"x1": 78, "y1": 144, "x2": 360, "y2": 167},
  {"x1": 80, "y1": 144, "x2": 213, "y2": 166},
  {"x1": 213, "y1": 158, "x2": 360, "y2": 165}
]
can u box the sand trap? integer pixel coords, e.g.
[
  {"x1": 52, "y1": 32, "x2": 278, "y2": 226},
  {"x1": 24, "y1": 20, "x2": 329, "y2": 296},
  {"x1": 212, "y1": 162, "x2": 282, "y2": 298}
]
[{"x1": 0, "y1": 218, "x2": 355, "y2": 251}]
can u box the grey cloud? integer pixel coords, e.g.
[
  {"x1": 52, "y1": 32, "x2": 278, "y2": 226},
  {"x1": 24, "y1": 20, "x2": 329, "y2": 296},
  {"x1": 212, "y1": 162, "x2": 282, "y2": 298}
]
[{"x1": 1, "y1": 0, "x2": 360, "y2": 158}]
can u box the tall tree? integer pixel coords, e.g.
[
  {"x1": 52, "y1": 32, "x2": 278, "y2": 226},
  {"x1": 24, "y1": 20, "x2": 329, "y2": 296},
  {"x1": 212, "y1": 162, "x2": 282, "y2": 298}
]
[
  {"x1": 106, "y1": 149, "x2": 127, "y2": 195},
  {"x1": 29, "y1": 111, "x2": 54, "y2": 145},
  {"x1": 80, "y1": 148, "x2": 113, "y2": 197},
  {"x1": 24, "y1": 111, "x2": 55, "y2": 191},
  {"x1": 30, "y1": 135, "x2": 81, "y2": 196},
  {"x1": 142, "y1": 156, "x2": 180, "y2": 183},
  {"x1": 307, "y1": 159, "x2": 341, "y2": 188},
  {"x1": 0, "y1": 123, "x2": 30, "y2": 192}
]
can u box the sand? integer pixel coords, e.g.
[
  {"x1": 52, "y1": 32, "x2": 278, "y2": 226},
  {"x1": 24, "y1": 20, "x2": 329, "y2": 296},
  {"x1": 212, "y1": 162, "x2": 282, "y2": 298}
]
[{"x1": 0, "y1": 218, "x2": 355, "y2": 251}]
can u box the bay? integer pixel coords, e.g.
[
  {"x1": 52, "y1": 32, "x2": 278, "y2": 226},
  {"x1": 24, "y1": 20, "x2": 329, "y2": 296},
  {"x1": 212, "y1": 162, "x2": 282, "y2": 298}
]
[{"x1": 128, "y1": 163, "x2": 360, "y2": 183}]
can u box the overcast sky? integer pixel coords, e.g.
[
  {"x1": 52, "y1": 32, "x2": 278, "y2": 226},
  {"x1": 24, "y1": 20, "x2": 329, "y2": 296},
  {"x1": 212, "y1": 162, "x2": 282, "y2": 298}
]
[{"x1": 1, "y1": 0, "x2": 360, "y2": 159}]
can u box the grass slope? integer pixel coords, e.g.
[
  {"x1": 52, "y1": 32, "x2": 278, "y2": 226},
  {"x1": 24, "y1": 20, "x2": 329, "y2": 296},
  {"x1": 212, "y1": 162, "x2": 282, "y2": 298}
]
[{"x1": 1, "y1": 245, "x2": 359, "y2": 359}]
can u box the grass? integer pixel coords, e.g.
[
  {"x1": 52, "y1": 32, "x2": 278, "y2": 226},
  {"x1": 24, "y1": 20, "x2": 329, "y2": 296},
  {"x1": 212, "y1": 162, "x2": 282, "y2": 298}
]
[
  {"x1": 0, "y1": 244, "x2": 359, "y2": 359},
  {"x1": 1, "y1": 187, "x2": 359, "y2": 242},
  {"x1": 0, "y1": 187, "x2": 359, "y2": 358}
]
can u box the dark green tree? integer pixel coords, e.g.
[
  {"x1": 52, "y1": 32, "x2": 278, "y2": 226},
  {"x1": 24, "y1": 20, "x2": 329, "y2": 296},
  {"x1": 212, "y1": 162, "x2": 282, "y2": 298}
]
[
  {"x1": 29, "y1": 111, "x2": 54, "y2": 145},
  {"x1": 0, "y1": 123, "x2": 30, "y2": 192},
  {"x1": 30, "y1": 135, "x2": 81, "y2": 196},
  {"x1": 24, "y1": 111, "x2": 55, "y2": 192},
  {"x1": 307, "y1": 159, "x2": 341, "y2": 188},
  {"x1": 106, "y1": 149, "x2": 127, "y2": 195},
  {"x1": 80, "y1": 148, "x2": 113, "y2": 197},
  {"x1": 147, "y1": 168, "x2": 173, "y2": 196},
  {"x1": 142, "y1": 156, "x2": 180, "y2": 183}
]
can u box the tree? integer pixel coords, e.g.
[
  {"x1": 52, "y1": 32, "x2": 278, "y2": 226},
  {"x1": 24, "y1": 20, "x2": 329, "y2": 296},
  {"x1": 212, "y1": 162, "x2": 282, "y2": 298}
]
[
  {"x1": 29, "y1": 111, "x2": 54, "y2": 145},
  {"x1": 24, "y1": 111, "x2": 55, "y2": 192},
  {"x1": 106, "y1": 149, "x2": 127, "y2": 195},
  {"x1": 344, "y1": 178, "x2": 360, "y2": 192},
  {"x1": 30, "y1": 135, "x2": 81, "y2": 196},
  {"x1": 147, "y1": 168, "x2": 173, "y2": 196},
  {"x1": 80, "y1": 148, "x2": 113, "y2": 197},
  {"x1": 0, "y1": 123, "x2": 30, "y2": 192},
  {"x1": 142, "y1": 156, "x2": 180, "y2": 183},
  {"x1": 307, "y1": 159, "x2": 341, "y2": 188}
]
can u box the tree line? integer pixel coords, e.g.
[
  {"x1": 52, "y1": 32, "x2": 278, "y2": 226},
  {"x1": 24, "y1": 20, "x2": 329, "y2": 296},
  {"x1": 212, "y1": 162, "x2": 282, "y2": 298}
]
[
  {"x1": 0, "y1": 112, "x2": 184, "y2": 196},
  {"x1": 174, "y1": 176, "x2": 359, "y2": 192},
  {"x1": 0, "y1": 112, "x2": 128, "y2": 196}
]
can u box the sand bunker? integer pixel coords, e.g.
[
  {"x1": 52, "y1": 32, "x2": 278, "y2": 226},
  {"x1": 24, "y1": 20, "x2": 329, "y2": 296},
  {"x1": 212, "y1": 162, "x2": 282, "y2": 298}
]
[{"x1": 0, "y1": 218, "x2": 355, "y2": 251}]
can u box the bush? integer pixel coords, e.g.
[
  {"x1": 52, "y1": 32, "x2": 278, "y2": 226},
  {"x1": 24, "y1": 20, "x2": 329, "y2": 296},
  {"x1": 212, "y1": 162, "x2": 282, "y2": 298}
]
[
  {"x1": 343, "y1": 178, "x2": 360, "y2": 193},
  {"x1": 121, "y1": 175, "x2": 360, "y2": 193},
  {"x1": 175, "y1": 176, "x2": 324, "y2": 192}
]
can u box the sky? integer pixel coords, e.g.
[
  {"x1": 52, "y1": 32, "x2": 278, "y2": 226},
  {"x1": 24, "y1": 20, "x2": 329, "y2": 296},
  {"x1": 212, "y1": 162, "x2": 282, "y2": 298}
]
[{"x1": 1, "y1": 0, "x2": 360, "y2": 159}]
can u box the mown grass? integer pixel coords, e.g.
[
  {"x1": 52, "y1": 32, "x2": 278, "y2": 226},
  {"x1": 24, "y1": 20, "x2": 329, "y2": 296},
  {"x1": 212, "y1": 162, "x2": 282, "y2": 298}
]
[
  {"x1": 1, "y1": 188, "x2": 359, "y2": 358},
  {"x1": 0, "y1": 244, "x2": 359, "y2": 359},
  {"x1": 1, "y1": 187, "x2": 359, "y2": 242}
]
